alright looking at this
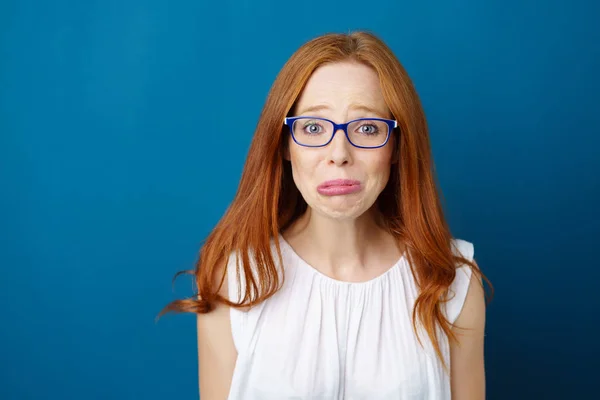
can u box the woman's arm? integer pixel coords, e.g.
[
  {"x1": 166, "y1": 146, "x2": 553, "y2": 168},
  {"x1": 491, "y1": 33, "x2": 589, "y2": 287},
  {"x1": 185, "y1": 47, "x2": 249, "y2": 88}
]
[
  {"x1": 197, "y1": 274, "x2": 237, "y2": 400},
  {"x1": 449, "y1": 262, "x2": 487, "y2": 400}
]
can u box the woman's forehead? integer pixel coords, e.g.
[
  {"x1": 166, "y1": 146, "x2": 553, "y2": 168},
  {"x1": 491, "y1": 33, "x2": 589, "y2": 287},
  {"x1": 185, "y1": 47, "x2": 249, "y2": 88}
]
[
  {"x1": 295, "y1": 62, "x2": 388, "y2": 117},
  {"x1": 296, "y1": 102, "x2": 389, "y2": 119}
]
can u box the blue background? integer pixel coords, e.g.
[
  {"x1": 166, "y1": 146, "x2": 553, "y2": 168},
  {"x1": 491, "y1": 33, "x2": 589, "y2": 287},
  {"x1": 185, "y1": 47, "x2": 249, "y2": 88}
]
[{"x1": 1, "y1": 0, "x2": 598, "y2": 399}]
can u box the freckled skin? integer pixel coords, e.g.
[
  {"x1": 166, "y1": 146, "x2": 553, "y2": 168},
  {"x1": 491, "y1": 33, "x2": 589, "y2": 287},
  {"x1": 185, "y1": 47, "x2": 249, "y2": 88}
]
[{"x1": 285, "y1": 61, "x2": 395, "y2": 221}]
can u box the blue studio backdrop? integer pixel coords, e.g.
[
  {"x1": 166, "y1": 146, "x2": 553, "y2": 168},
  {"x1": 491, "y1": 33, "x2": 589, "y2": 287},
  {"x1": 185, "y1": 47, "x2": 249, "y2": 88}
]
[{"x1": 1, "y1": 0, "x2": 599, "y2": 399}]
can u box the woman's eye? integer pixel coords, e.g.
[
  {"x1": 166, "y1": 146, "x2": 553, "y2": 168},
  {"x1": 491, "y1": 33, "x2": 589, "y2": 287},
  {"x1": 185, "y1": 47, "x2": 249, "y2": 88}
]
[
  {"x1": 359, "y1": 124, "x2": 378, "y2": 134},
  {"x1": 304, "y1": 124, "x2": 322, "y2": 134}
]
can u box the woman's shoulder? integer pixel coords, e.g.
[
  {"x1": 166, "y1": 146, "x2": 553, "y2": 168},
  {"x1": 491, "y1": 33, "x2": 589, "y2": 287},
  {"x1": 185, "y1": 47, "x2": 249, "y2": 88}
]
[
  {"x1": 225, "y1": 237, "x2": 287, "y2": 302},
  {"x1": 450, "y1": 238, "x2": 474, "y2": 262},
  {"x1": 446, "y1": 237, "x2": 476, "y2": 324}
]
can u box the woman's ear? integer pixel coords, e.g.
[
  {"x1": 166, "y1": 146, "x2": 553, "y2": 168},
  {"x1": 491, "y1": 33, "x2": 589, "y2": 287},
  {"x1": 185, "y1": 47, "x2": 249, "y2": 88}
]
[
  {"x1": 282, "y1": 128, "x2": 292, "y2": 161},
  {"x1": 390, "y1": 132, "x2": 399, "y2": 164},
  {"x1": 283, "y1": 138, "x2": 291, "y2": 161},
  {"x1": 391, "y1": 147, "x2": 399, "y2": 164}
]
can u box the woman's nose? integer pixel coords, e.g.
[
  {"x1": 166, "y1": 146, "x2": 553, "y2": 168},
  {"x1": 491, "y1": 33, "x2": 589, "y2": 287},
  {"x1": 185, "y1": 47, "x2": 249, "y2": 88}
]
[{"x1": 327, "y1": 127, "x2": 353, "y2": 165}]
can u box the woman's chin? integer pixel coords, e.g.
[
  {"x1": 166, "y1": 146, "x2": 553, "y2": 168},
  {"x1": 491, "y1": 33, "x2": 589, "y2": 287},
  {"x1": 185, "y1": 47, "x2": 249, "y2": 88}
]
[{"x1": 314, "y1": 200, "x2": 372, "y2": 220}]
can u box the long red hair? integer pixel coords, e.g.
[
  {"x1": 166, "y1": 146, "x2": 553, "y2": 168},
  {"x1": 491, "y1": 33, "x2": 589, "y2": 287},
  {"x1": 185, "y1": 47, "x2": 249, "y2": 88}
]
[{"x1": 159, "y1": 30, "x2": 493, "y2": 372}]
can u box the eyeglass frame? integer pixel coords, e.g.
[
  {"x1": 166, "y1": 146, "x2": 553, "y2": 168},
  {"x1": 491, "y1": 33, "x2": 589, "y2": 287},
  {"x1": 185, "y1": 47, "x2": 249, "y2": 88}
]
[{"x1": 283, "y1": 116, "x2": 398, "y2": 149}]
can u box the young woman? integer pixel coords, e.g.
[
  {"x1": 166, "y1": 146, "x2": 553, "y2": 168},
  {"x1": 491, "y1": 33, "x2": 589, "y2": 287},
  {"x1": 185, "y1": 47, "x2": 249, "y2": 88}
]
[{"x1": 160, "y1": 31, "x2": 493, "y2": 400}]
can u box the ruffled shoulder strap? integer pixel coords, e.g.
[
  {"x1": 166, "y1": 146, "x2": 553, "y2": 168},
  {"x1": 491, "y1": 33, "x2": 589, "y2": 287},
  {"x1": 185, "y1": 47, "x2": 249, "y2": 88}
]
[{"x1": 445, "y1": 238, "x2": 475, "y2": 324}]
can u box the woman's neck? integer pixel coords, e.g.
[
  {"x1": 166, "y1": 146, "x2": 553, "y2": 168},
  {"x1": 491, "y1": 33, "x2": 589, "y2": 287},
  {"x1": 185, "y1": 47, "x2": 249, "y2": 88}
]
[{"x1": 281, "y1": 207, "x2": 403, "y2": 281}]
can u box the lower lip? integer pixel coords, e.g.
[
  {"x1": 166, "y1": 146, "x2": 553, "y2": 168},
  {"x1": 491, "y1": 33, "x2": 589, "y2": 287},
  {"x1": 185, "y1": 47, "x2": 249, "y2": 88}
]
[{"x1": 317, "y1": 184, "x2": 362, "y2": 196}]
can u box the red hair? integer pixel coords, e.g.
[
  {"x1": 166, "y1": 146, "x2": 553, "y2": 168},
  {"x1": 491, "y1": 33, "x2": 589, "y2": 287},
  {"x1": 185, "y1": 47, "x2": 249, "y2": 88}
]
[{"x1": 159, "y1": 30, "x2": 493, "y2": 372}]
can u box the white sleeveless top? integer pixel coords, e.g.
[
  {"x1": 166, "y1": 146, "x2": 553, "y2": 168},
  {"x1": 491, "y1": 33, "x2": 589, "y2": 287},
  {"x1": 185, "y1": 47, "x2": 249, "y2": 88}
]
[{"x1": 226, "y1": 235, "x2": 474, "y2": 400}]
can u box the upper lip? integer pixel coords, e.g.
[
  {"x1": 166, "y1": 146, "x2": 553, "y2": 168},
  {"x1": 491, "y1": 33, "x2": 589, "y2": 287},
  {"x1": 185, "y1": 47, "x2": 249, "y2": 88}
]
[{"x1": 318, "y1": 179, "x2": 361, "y2": 188}]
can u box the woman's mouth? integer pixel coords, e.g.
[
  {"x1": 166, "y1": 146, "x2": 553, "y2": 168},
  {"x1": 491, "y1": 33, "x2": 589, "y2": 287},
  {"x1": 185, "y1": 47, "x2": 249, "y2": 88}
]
[{"x1": 317, "y1": 179, "x2": 362, "y2": 196}]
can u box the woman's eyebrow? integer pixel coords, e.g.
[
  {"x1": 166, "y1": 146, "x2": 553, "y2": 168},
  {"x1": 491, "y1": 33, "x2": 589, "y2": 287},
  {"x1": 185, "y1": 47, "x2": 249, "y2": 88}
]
[{"x1": 297, "y1": 103, "x2": 387, "y2": 118}]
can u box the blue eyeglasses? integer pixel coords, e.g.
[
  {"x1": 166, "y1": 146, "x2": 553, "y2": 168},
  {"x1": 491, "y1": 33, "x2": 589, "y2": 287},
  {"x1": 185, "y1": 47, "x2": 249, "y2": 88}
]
[{"x1": 284, "y1": 116, "x2": 398, "y2": 149}]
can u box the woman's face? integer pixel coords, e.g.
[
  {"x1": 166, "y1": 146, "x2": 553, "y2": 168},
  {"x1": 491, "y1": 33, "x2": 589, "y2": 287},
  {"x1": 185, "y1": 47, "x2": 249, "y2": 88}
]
[{"x1": 286, "y1": 61, "x2": 396, "y2": 221}]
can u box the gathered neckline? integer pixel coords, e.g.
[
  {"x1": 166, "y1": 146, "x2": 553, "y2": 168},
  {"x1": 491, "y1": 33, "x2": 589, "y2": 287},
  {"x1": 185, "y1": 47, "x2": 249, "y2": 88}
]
[{"x1": 277, "y1": 233, "x2": 408, "y2": 287}]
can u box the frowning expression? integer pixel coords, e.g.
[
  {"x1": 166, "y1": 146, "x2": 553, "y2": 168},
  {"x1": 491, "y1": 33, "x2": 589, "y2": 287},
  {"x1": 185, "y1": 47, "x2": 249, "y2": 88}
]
[{"x1": 285, "y1": 61, "x2": 396, "y2": 220}]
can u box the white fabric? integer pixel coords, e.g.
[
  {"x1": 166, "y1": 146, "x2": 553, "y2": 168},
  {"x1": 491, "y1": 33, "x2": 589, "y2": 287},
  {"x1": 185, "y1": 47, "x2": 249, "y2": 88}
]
[{"x1": 226, "y1": 234, "x2": 474, "y2": 400}]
